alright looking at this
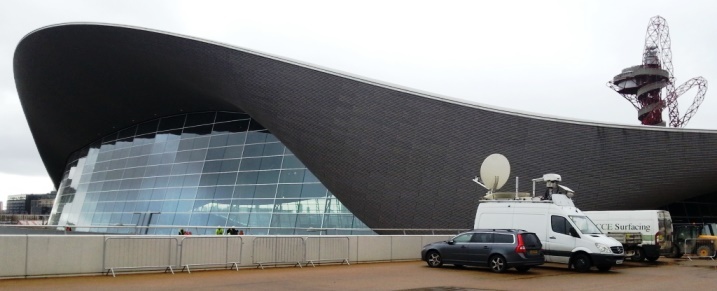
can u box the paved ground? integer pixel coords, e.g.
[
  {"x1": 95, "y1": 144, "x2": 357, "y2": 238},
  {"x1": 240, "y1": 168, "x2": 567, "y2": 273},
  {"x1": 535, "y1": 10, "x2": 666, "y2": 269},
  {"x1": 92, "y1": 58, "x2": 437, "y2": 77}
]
[{"x1": 1, "y1": 258, "x2": 715, "y2": 291}]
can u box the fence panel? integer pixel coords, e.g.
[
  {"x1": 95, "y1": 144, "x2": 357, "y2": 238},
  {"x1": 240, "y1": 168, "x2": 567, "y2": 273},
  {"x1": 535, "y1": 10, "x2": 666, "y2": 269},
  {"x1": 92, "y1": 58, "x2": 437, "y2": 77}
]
[
  {"x1": 305, "y1": 236, "x2": 350, "y2": 266},
  {"x1": 252, "y1": 237, "x2": 305, "y2": 269},
  {"x1": 179, "y1": 236, "x2": 243, "y2": 272},
  {"x1": 103, "y1": 236, "x2": 178, "y2": 276}
]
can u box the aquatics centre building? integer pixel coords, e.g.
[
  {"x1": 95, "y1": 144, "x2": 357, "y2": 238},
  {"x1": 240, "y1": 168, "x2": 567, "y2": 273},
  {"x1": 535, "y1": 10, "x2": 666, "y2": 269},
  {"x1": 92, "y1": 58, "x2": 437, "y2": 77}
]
[{"x1": 13, "y1": 24, "x2": 717, "y2": 234}]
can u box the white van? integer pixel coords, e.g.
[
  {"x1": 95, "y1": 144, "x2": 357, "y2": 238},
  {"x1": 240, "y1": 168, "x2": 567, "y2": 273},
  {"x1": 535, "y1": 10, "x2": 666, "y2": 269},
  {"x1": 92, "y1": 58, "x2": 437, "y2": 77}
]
[
  {"x1": 474, "y1": 174, "x2": 625, "y2": 272},
  {"x1": 583, "y1": 210, "x2": 673, "y2": 261}
]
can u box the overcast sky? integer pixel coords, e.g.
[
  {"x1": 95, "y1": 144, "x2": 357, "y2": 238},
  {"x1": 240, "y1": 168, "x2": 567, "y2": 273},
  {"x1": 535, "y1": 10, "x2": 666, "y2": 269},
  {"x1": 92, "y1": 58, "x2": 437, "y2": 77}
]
[{"x1": 1, "y1": 0, "x2": 715, "y2": 209}]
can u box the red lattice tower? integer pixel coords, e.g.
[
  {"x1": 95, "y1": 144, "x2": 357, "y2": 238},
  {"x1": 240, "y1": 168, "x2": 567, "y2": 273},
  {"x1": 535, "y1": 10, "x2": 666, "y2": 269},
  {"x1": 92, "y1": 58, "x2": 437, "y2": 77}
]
[{"x1": 608, "y1": 16, "x2": 707, "y2": 127}]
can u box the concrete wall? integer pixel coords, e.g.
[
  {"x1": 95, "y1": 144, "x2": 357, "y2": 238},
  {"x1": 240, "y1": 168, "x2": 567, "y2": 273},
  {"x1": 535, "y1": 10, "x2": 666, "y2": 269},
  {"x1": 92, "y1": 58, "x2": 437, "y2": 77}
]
[{"x1": 0, "y1": 235, "x2": 452, "y2": 278}]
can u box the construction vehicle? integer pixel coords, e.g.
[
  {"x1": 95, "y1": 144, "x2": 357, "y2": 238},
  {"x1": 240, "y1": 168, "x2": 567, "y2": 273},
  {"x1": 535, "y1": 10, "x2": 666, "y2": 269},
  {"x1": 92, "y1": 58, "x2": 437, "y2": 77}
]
[{"x1": 670, "y1": 223, "x2": 717, "y2": 258}]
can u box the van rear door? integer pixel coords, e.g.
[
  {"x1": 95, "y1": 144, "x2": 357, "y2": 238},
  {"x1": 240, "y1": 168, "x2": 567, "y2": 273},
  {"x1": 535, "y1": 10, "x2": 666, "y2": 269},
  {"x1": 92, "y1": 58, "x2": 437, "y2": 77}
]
[{"x1": 545, "y1": 215, "x2": 576, "y2": 264}]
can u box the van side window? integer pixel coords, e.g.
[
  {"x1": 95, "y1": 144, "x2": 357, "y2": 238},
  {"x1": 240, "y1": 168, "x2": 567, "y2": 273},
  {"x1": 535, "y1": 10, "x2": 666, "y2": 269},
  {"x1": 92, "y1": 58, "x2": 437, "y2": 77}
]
[{"x1": 551, "y1": 215, "x2": 568, "y2": 235}]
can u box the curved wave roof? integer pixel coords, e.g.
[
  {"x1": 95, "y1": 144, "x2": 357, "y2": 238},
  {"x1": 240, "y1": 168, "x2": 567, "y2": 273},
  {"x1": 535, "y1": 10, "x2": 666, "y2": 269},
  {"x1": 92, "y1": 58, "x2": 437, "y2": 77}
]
[{"x1": 14, "y1": 23, "x2": 717, "y2": 229}]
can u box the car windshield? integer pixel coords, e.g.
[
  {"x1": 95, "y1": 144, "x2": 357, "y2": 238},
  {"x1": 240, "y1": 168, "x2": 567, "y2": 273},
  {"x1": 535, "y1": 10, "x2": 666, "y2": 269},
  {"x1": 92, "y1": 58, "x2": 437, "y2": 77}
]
[{"x1": 569, "y1": 215, "x2": 603, "y2": 234}]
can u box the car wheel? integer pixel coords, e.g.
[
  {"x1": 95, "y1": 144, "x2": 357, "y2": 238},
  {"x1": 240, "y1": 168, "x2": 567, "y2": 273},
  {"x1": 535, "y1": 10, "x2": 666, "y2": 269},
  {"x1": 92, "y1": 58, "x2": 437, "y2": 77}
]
[
  {"x1": 632, "y1": 248, "x2": 646, "y2": 262},
  {"x1": 515, "y1": 266, "x2": 531, "y2": 272},
  {"x1": 596, "y1": 264, "x2": 612, "y2": 272},
  {"x1": 696, "y1": 245, "x2": 715, "y2": 258},
  {"x1": 488, "y1": 255, "x2": 507, "y2": 273},
  {"x1": 646, "y1": 255, "x2": 659, "y2": 262},
  {"x1": 426, "y1": 251, "x2": 443, "y2": 267},
  {"x1": 572, "y1": 253, "x2": 591, "y2": 273}
]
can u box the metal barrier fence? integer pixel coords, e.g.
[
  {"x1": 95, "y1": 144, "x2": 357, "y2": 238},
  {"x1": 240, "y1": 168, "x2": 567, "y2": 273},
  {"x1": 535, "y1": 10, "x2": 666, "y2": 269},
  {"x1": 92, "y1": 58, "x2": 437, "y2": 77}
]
[
  {"x1": 305, "y1": 236, "x2": 350, "y2": 267},
  {"x1": 179, "y1": 236, "x2": 243, "y2": 273},
  {"x1": 252, "y1": 237, "x2": 306, "y2": 269},
  {"x1": 103, "y1": 237, "x2": 178, "y2": 277}
]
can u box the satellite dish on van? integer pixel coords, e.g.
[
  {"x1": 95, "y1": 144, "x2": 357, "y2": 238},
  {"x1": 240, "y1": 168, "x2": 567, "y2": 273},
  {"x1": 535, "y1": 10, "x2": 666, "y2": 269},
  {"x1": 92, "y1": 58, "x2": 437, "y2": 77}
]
[{"x1": 479, "y1": 153, "x2": 511, "y2": 191}]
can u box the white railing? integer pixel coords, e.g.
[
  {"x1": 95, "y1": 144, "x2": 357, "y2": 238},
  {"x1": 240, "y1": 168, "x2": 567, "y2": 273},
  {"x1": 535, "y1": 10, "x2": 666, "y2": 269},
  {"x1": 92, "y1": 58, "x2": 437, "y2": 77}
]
[{"x1": 0, "y1": 234, "x2": 453, "y2": 278}]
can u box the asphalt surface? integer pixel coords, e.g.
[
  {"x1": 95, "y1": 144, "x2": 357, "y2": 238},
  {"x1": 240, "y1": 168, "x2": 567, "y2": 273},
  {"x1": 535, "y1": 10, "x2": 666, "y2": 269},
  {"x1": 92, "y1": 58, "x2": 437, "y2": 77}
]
[{"x1": 1, "y1": 258, "x2": 715, "y2": 290}]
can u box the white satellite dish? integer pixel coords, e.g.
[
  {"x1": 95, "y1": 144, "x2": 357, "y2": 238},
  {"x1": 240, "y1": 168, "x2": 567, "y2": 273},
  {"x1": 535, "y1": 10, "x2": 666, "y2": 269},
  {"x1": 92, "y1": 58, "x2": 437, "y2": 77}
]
[{"x1": 479, "y1": 153, "x2": 511, "y2": 192}]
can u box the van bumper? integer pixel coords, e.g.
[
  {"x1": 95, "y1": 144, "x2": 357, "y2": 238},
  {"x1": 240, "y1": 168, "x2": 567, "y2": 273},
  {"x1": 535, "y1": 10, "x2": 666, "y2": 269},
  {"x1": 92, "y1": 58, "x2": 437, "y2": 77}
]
[{"x1": 590, "y1": 254, "x2": 624, "y2": 266}]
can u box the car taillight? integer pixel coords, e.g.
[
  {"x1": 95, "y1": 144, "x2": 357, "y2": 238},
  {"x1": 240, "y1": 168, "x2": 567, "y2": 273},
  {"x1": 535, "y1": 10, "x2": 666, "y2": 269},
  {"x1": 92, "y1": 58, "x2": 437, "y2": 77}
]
[{"x1": 515, "y1": 234, "x2": 526, "y2": 254}]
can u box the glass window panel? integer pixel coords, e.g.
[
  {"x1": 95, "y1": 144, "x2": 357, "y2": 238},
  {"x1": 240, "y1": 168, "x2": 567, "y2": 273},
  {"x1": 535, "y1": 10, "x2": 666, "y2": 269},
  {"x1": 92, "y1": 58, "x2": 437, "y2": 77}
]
[
  {"x1": 280, "y1": 169, "x2": 305, "y2": 183},
  {"x1": 171, "y1": 162, "x2": 189, "y2": 175},
  {"x1": 221, "y1": 159, "x2": 241, "y2": 172},
  {"x1": 192, "y1": 137, "x2": 210, "y2": 150},
  {"x1": 227, "y1": 213, "x2": 249, "y2": 228},
  {"x1": 161, "y1": 200, "x2": 179, "y2": 212},
  {"x1": 165, "y1": 188, "x2": 181, "y2": 200},
  {"x1": 154, "y1": 176, "x2": 170, "y2": 188},
  {"x1": 217, "y1": 173, "x2": 238, "y2": 185},
  {"x1": 213, "y1": 120, "x2": 250, "y2": 134},
  {"x1": 147, "y1": 154, "x2": 163, "y2": 166},
  {"x1": 173, "y1": 214, "x2": 190, "y2": 225},
  {"x1": 262, "y1": 143, "x2": 284, "y2": 156},
  {"x1": 197, "y1": 187, "x2": 216, "y2": 199},
  {"x1": 185, "y1": 112, "x2": 216, "y2": 127},
  {"x1": 226, "y1": 133, "x2": 246, "y2": 146},
  {"x1": 168, "y1": 175, "x2": 184, "y2": 187},
  {"x1": 164, "y1": 140, "x2": 180, "y2": 154},
  {"x1": 277, "y1": 184, "x2": 302, "y2": 198},
  {"x1": 180, "y1": 187, "x2": 197, "y2": 200},
  {"x1": 174, "y1": 151, "x2": 191, "y2": 163},
  {"x1": 206, "y1": 148, "x2": 225, "y2": 160},
  {"x1": 234, "y1": 185, "x2": 256, "y2": 199},
  {"x1": 178, "y1": 139, "x2": 194, "y2": 151},
  {"x1": 158, "y1": 213, "x2": 175, "y2": 225},
  {"x1": 257, "y1": 170, "x2": 280, "y2": 184},
  {"x1": 240, "y1": 158, "x2": 261, "y2": 171},
  {"x1": 301, "y1": 184, "x2": 328, "y2": 198},
  {"x1": 160, "y1": 153, "x2": 176, "y2": 164},
  {"x1": 148, "y1": 201, "x2": 163, "y2": 212},
  {"x1": 296, "y1": 214, "x2": 322, "y2": 228},
  {"x1": 224, "y1": 146, "x2": 244, "y2": 159},
  {"x1": 237, "y1": 172, "x2": 258, "y2": 184},
  {"x1": 303, "y1": 171, "x2": 320, "y2": 183},
  {"x1": 260, "y1": 157, "x2": 283, "y2": 170},
  {"x1": 193, "y1": 200, "x2": 211, "y2": 212},
  {"x1": 265, "y1": 134, "x2": 279, "y2": 143},
  {"x1": 158, "y1": 115, "x2": 186, "y2": 131},
  {"x1": 199, "y1": 174, "x2": 219, "y2": 186},
  {"x1": 248, "y1": 213, "x2": 271, "y2": 227},
  {"x1": 282, "y1": 155, "x2": 304, "y2": 169},
  {"x1": 176, "y1": 200, "x2": 193, "y2": 212},
  {"x1": 134, "y1": 201, "x2": 150, "y2": 212},
  {"x1": 242, "y1": 144, "x2": 264, "y2": 157},
  {"x1": 189, "y1": 214, "x2": 209, "y2": 226},
  {"x1": 323, "y1": 214, "x2": 354, "y2": 228},
  {"x1": 151, "y1": 188, "x2": 167, "y2": 200},
  {"x1": 271, "y1": 214, "x2": 297, "y2": 229},
  {"x1": 185, "y1": 162, "x2": 204, "y2": 174},
  {"x1": 209, "y1": 134, "x2": 228, "y2": 148},
  {"x1": 183, "y1": 174, "x2": 201, "y2": 187},
  {"x1": 254, "y1": 185, "x2": 277, "y2": 199},
  {"x1": 214, "y1": 186, "x2": 234, "y2": 199},
  {"x1": 207, "y1": 213, "x2": 228, "y2": 226},
  {"x1": 203, "y1": 161, "x2": 222, "y2": 173}
]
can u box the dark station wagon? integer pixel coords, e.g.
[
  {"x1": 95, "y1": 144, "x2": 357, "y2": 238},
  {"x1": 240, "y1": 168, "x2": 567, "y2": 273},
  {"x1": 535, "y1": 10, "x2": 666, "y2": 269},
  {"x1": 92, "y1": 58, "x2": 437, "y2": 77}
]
[{"x1": 421, "y1": 229, "x2": 545, "y2": 273}]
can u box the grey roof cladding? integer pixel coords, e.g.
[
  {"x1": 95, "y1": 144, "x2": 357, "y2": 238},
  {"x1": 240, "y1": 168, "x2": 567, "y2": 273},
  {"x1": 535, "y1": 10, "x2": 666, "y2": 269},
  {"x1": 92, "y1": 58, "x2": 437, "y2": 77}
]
[{"x1": 13, "y1": 23, "x2": 717, "y2": 230}]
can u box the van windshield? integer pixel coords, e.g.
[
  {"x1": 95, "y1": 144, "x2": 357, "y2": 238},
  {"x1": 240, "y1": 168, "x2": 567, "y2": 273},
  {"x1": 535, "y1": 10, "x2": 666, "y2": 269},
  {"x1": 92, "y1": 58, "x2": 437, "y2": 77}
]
[{"x1": 569, "y1": 215, "x2": 603, "y2": 234}]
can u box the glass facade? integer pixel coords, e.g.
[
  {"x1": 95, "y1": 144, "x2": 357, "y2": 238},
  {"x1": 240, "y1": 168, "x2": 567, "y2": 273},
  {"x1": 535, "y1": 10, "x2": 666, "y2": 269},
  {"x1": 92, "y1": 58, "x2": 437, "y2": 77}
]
[{"x1": 50, "y1": 111, "x2": 372, "y2": 235}]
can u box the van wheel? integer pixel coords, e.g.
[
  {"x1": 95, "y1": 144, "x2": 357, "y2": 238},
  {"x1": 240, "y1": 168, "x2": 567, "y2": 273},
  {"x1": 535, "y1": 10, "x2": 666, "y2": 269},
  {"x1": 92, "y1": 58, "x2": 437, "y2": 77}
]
[
  {"x1": 489, "y1": 255, "x2": 507, "y2": 273},
  {"x1": 572, "y1": 253, "x2": 591, "y2": 272},
  {"x1": 596, "y1": 264, "x2": 611, "y2": 272},
  {"x1": 668, "y1": 246, "x2": 681, "y2": 258},
  {"x1": 426, "y1": 251, "x2": 443, "y2": 267},
  {"x1": 632, "y1": 248, "x2": 646, "y2": 262},
  {"x1": 696, "y1": 245, "x2": 715, "y2": 258}
]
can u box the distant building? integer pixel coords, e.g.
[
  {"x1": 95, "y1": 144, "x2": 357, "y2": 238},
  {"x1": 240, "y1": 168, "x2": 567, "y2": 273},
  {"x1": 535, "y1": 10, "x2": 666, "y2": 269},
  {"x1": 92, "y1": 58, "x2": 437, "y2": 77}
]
[
  {"x1": 0, "y1": 201, "x2": 4, "y2": 213},
  {"x1": 6, "y1": 192, "x2": 56, "y2": 215}
]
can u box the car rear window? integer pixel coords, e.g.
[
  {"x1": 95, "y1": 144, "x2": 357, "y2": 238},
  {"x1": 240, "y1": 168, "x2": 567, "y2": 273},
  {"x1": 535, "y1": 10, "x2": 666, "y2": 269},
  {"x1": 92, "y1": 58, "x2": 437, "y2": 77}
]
[
  {"x1": 521, "y1": 233, "x2": 541, "y2": 247},
  {"x1": 493, "y1": 233, "x2": 514, "y2": 243}
]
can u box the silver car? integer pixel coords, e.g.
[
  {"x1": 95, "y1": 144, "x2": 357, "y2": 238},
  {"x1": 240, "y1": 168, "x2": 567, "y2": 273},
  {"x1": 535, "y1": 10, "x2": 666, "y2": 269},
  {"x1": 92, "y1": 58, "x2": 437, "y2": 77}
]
[{"x1": 421, "y1": 229, "x2": 544, "y2": 273}]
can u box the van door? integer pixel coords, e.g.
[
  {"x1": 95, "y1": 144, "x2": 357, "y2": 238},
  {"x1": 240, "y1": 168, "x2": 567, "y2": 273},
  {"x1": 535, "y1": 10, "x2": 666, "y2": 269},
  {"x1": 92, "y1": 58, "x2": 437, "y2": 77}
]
[{"x1": 545, "y1": 215, "x2": 577, "y2": 264}]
